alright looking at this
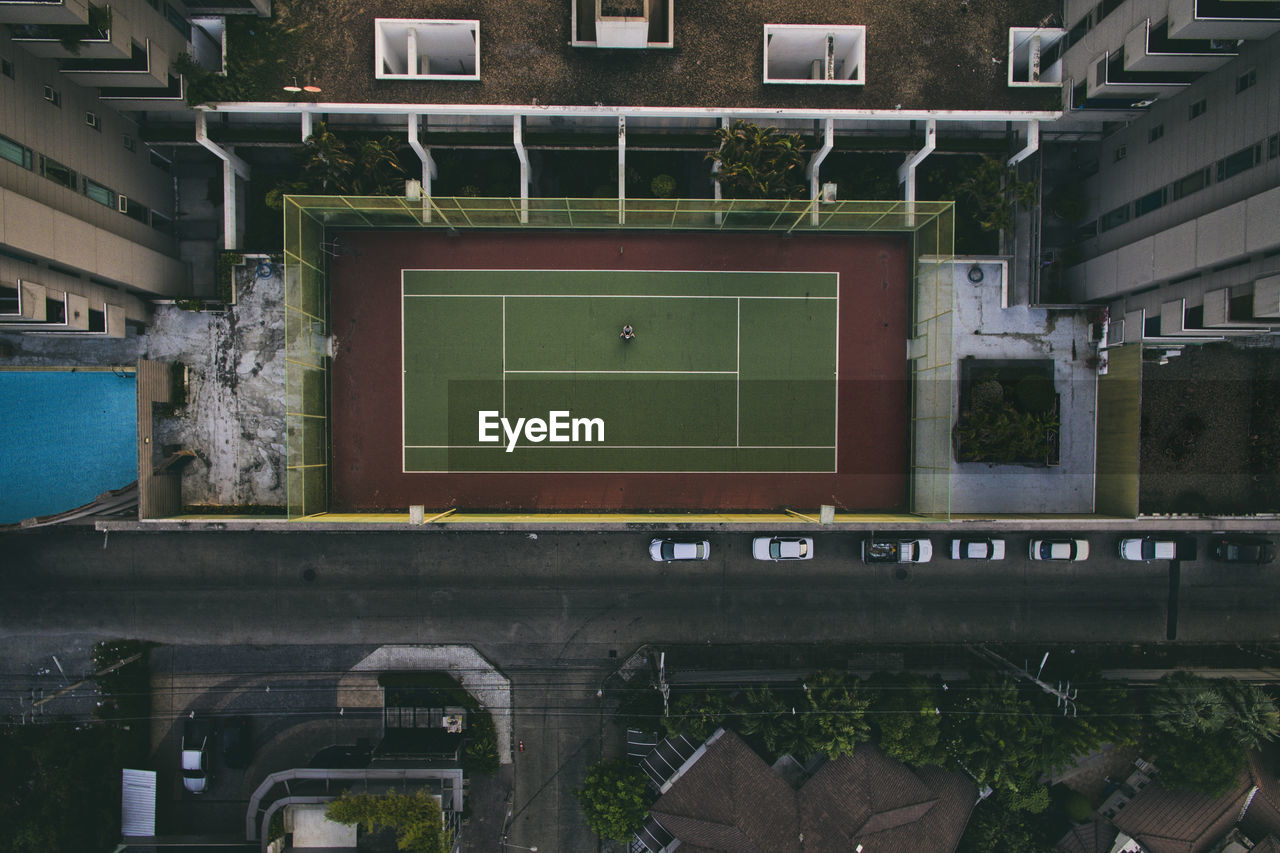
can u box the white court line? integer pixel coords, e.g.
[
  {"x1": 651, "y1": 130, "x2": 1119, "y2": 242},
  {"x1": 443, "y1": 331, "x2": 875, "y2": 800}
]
[
  {"x1": 400, "y1": 270, "x2": 407, "y2": 474},
  {"x1": 501, "y1": 296, "x2": 507, "y2": 416},
  {"x1": 403, "y1": 293, "x2": 836, "y2": 300},
  {"x1": 834, "y1": 271, "x2": 840, "y2": 473},
  {"x1": 736, "y1": 297, "x2": 741, "y2": 448},
  {"x1": 504, "y1": 369, "x2": 737, "y2": 375},
  {"x1": 405, "y1": 444, "x2": 836, "y2": 450}
]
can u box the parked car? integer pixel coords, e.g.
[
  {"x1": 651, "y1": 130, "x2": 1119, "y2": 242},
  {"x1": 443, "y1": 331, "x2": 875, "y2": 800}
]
[
  {"x1": 1118, "y1": 537, "x2": 1177, "y2": 562},
  {"x1": 1212, "y1": 536, "x2": 1276, "y2": 565},
  {"x1": 181, "y1": 735, "x2": 209, "y2": 794},
  {"x1": 222, "y1": 716, "x2": 252, "y2": 769},
  {"x1": 862, "y1": 538, "x2": 932, "y2": 564},
  {"x1": 752, "y1": 536, "x2": 814, "y2": 561},
  {"x1": 950, "y1": 538, "x2": 1006, "y2": 560},
  {"x1": 1029, "y1": 539, "x2": 1089, "y2": 561},
  {"x1": 649, "y1": 538, "x2": 710, "y2": 562}
]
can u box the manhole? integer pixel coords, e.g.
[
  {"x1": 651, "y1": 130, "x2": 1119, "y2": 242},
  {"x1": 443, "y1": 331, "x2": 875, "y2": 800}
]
[
  {"x1": 893, "y1": 567, "x2": 911, "y2": 581},
  {"x1": 302, "y1": 568, "x2": 317, "y2": 583}
]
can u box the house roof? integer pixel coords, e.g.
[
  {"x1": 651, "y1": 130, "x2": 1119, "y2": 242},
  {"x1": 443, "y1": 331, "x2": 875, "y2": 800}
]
[
  {"x1": 279, "y1": 0, "x2": 1062, "y2": 112},
  {"x1": 1110, "y1": 772, "x2": 1255, "y2": 853},
  {"x1": 649, "y1": 730, "x2": 976, "y2": 853},
  {"x1": 1054, "y1": 819, "x2": 1119, "y2": 853},
  {"x1": 1250, "y1": 836, "x2": 1280, "y2": 853}
]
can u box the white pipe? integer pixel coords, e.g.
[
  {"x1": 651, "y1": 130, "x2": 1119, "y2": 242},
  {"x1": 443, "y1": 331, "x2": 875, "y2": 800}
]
[
  {"x1": 808, "y1": 118, "x2": 834, "y2": 225},
  {"x1": 513, "y1": 115, "x2": 529, "y2": 224},
  {"x1": 1007, "y1": 119, "x2": 1040, "y2": 167},
  {"x1": 407, "y1": 114, "x2": 434, "y2": 222},
  {"x1": 301, "y1": 110, "x2": 312, "y2": 141},
  {"x1": 194, "y1": 112, "x2": 250, "y2": 251},
  {"x1": 407, "y1": 27, "x2": 418, "y2": 76},
  {"x1": 712, "y1": 117, "x2": 727, "y2": 225},
  {"x1": 617, "y1": 115, "x2": 626, "y2": 226},
  {"x1": 897, "y1": 118, "x2": 936, "y2": 203},
  {"x1": 201, "y1": 102, "x2": 1061, "y2": 124}
]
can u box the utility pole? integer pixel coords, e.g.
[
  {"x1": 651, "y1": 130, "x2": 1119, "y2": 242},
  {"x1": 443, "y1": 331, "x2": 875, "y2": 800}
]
[
  {"x1": 657, "y1": 652, "x2": 670, "y2": 718},
  {"x1": 32, "y1": 652, "x2": 143, "y2": 709},
  {"x1": 967, "y1": 644, "x2": 1078, "y2": 716}
]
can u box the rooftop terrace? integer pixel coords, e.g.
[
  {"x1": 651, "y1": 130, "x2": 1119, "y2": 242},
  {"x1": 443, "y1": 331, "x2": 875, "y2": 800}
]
[{"x1": 269, "y1": 0, "x2": 1062, "y2": 112}]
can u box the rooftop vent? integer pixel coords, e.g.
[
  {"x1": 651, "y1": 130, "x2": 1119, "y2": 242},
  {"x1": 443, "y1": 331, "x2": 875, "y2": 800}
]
[
  {"x1": 763, "y1": 25, "x2": 865, "y2": 85},
  {"x1": 374, "y1": 19, "x2": 479, "y2": 80},
  {"x1": 1008, "y1": 27, "x2": 1065, "y2": 86}
]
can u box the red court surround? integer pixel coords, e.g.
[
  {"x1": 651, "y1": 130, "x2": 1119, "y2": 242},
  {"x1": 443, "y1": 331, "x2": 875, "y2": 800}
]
[{"x1": 328, "y1": 230, "x2": 910, "y2": 512}]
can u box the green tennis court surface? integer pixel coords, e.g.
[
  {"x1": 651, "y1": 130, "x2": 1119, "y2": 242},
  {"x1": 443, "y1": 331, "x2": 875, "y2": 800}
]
[{"x1": 402, "y1": 269, "x2": 838, "y2": 472}]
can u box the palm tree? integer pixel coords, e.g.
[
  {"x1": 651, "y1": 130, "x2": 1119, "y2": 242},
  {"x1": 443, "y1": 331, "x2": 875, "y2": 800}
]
[
  {"x1": 1149, "y1": 672, "x2": 1229, "y2": 737},
  {"x1": 706, "y1": 120, "x2": 807, "y2": 200},
  {"x1": 1216, "y1": 678, "x2": 1280, "y2": 749}
]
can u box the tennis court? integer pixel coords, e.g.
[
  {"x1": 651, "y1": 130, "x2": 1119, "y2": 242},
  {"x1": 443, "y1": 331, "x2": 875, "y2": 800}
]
[
  {"x1": 328, "y1": 229, "x2": 910, "y2": 512},
  {"x1": 402, "y1": 269, "x2": 838, "y2": 473}
]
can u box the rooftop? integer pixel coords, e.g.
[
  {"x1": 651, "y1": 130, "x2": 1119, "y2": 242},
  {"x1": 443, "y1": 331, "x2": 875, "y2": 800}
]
[{"x1": 265, "y1": 0, "x2": 1062, "y2": 112}]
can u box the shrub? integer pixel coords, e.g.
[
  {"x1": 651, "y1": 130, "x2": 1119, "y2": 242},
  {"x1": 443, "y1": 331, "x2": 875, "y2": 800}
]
[
  {"x1": 575, "y1": 758, "x2": 652, "y2": 840},
  {"x1": 706, "y1": 120, "x2": 807, "y2": 199},
  {"x1": 325, "y1": 790, "x2": 452, "y2": 853},
  {"x1": 650, "y1": 174, "x2": 677, "y2": 198}
]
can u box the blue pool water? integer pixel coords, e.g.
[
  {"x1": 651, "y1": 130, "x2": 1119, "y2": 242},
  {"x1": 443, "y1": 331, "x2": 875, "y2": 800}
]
[{"x1": 0, "y1": 370, "x2": 137, "y2": 524}]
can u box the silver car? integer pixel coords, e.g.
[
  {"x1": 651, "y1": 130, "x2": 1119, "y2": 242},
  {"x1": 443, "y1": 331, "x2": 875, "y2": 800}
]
[
  {"x1": 649, "y1": 539, "x2": 710, "y2": 562},
  {"x1": 752, "y1": 536, "x2": 814, "y2": 561}
]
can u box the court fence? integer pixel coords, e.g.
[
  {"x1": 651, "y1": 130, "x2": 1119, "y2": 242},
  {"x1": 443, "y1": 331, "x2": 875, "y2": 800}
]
[{"x1": 283, "y1": 196, "x2": 955, "y2": 519}]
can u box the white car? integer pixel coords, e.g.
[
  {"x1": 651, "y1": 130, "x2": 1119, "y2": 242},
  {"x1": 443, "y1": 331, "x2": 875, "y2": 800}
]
[
  {"x1": 649, "y1": 539, "x2": 710, "y2": 562},
  {"x1": 181, "y1": 736, "x2": 208, "y2": 794},
  {"x1": 752, "y1": 536, "x2": 814, "y2": 561},
  {"x1": 1029, "y1": 539, "x2": 1089, "y2": 561},
  {"x1": 1119, "y1": 537, "x2": 1176, "y2": 561},
  {"x1": 950, "y1": 538, "x2": 1006, "y2": 560}
]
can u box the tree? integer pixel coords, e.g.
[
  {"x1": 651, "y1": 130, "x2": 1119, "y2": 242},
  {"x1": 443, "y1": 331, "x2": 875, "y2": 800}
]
[
  {"x1": 736, "y1": 685, "x2": 790, "y2": 757},
  {"x1": 957, "y1": 789, "x2": 1057, "y2": 853},
  {"x1": 325, "y1": 789, "x2": 452, "y2": 853},
  {"x1": 266, "y1": 122, "x2": 408, "y2": 209},
  {"x1": 1142, "y1": 673, "x2": 1279, "y2": 795},
  {"x1": 942, "y1": 675, "x2": 1052, "y2": 796},
  {"x1": 946, "y1": 156, "x2": 1036, "y2": 233},
  {"x1": 575, "y1": 758, "x2": 652, "y2": 840},
  {"x1": 796, "y1": 671, "x2": 871, "y2": 760},
  {"x1": 866, "y1": 672, "x2": 946, "y2": 767},
  {"x1": 706, "y1": 120, "x2": 807, "y2": 199},
  {"x1": 663, "y1": 689, "x2": 729, "y2": 741}
]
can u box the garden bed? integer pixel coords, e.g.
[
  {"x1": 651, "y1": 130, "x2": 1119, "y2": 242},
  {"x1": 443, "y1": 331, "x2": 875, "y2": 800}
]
[
  {"x1": 954, "y1": 358, "x2": 1059, "y2": 465},
  {"x1": 1139, "y1": 343, "x2": 1280, "y2": 514}
]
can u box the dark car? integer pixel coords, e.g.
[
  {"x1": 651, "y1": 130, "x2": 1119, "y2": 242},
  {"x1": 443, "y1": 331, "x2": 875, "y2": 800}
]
[
  {"x1": 222, "y1": 716, "x2": 252, "y2": 769},
  {"x1": 1212, "y1": 536, "x2": 1276, "y2": 565}
]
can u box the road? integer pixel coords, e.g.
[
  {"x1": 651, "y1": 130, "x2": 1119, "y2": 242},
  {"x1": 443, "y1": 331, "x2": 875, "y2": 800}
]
[{"x1": 3, "y1": 526, "x2": 1279, "y2": 851}]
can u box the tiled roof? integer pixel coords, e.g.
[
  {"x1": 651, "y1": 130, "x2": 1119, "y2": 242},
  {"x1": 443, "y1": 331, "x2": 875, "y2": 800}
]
[
  {"x1": 1250, "y1": 835, "x2": 1280, "y2": 853},
  {"x1": 1054, "y1": 819, "x2": 1119, "y2": 853},
  {"x1": 1111, "y1": 772, "x2": 1254, "y2": 853},
  {"x1": 1243, "y1": 753, "x2": 1280, "y2": 842},
  {"x1": 650, "y1": 730, "x2": 976, "y2": 853}
]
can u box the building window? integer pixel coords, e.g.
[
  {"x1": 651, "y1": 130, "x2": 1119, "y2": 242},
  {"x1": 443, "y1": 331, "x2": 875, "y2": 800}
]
[
  {"x1": 1269, "y1": 134, "x2": 1278, "y2": 160},
  {"x1": 42, "y1": 85, "x2": 61, "y2": 106},
  {"x1": 150, "y1": 210, "x2": 173, "y2": 236},
  {"x1": 1189, "y1": 98, "x2": 1207, "y2": 119},
  {"x1": 1172, "y1": 167, "x2": 1211, "y2": 200},
  {"x1": 1236, "y1": 69, "x2": 1256, "y2": 93},
  {"x1": 1099, "y1": 204, "x2": 1131, "y2": 232},
  {"x1": 121, "y1": 196, "x2": 149, "y2": 224},
  {"x1": 122, "y1": 134, "x2": 135, "y2": 152},
  {"x1": 1113, "y1": 145, "x2": 1127, "y2": 162},
  {"x1": 1134, "y1": 187, "x2": 1167, "y2": 218},
  {"x1": 85, "y1": 111, "x2": 101, "y2": 131},
  {"x1": 1, "y1": 58, "x2": 13, "y2": 79},
  {"x1": 1148, "y1": 124, "x2": 1163, "y2": 143},
  {"x1": 0, "y1": 133, "x2": 33, "y2": 169},
  {"x1": 83, "y1": 177, "x2": 116, "y2": 207},
  {"x1": 148, "y1": 149, "x2": 171, "y2": 173},
  {"x1": 1216, "y1": 144, "x2": 1261, "y2": 182},
  {"x1": 39, "y1": 155, "x2": 76, "y2": 189},
  {"x1": 163, "y1": 4, "x2": 192, "y2": 39}
]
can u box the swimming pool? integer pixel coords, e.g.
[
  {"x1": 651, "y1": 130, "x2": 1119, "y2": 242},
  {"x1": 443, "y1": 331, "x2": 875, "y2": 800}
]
[{"x1": 0, "y1": 368, "x2": 137, "y2": 524}]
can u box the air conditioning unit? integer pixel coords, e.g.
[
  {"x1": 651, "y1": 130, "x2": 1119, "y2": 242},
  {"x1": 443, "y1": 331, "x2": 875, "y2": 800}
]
[{"x1": 117, "y1": 195, "x2": 129, "y2": 213}]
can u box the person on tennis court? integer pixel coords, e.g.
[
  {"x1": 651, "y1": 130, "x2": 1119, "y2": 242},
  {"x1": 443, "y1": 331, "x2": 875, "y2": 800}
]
[{"x1": 620, "y1": 324, "x2": 635, "y2": 340}]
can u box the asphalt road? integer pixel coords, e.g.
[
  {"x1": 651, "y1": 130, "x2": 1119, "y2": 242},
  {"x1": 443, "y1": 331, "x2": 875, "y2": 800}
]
[
  {"x1": 4, "y1": 528, "x2": 1279, "y2": 647},
  {"x1": 5, "y1": 527, "x2": 1279, "y2": 852}
]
